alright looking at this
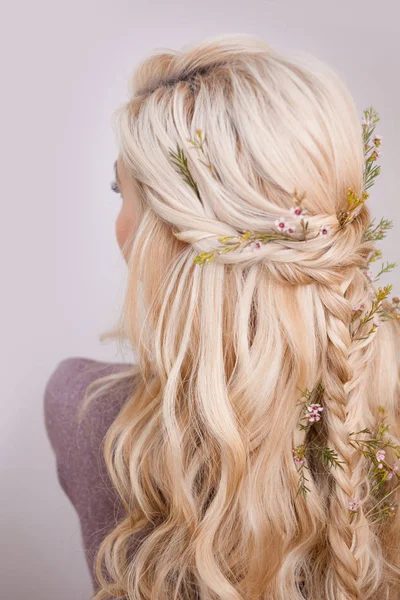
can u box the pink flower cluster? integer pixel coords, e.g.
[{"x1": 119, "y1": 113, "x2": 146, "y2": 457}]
[
  {"x1": 374, "y1": 449, "x2": 400, "y2": 478},
  {"x1": 305, "y1": 403, "x2": 324, "y2": 424},
  {"x1": 273, "y1": 204, "x2": 331, "y2": 238},
  {"x1": 349, "y1": 497, "x2": 361, "y2": 512},
  {"x1": 274, "y1": 204, "x2": 308, "y2": 235},
  {"x1": 275, "y1": 217, "x2": 296, "y2": 234},
  {"x1": 248, "y1": 203, "x2": 333, "y2": 250}
]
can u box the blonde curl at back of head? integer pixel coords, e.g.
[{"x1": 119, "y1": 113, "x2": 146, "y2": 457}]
[{"x1": 80, "y1": 33, "x2": 400, "y2": 600}]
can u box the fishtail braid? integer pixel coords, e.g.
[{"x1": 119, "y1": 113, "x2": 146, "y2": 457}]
[{"x1": 317, "y1": 279, "x2": 374, "y2": 599}]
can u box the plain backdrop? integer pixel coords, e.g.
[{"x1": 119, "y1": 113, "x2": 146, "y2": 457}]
[{"x1": 0, "y1": 1, "x2": 399, "y2": 598}]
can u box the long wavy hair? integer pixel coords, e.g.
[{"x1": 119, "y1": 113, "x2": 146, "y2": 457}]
[{"x1": 80, "y1": 34, "x2": 400, "y2": 599}]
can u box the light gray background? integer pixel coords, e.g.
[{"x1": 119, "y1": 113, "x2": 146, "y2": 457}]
[{"x1": 1, "y1": 1, "x2": 399, "y2": 598}]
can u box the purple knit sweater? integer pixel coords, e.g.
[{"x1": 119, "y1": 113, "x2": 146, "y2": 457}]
[{"x1": 43, "y1": 356, "x2": 134, "y2": 593}]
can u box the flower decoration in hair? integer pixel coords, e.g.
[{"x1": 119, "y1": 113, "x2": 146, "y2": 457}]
[
  {"x1": 293, "y1": 383, "x2": 344, "y2": 499},
  {"x1": 168, "y1": 107, "x2": 384, "y2": 265},
  {"x1": 167, "y1": 111, "x2": 400, "y2": 524}
]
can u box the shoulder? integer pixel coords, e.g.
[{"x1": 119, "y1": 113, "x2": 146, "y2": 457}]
[
  {"x1": 43, "y1": 356, "x2": 138, "y2": 589},
  {"x1": 43, "y1": 356, "x2": 134, "y2": 499},
  {"x1": 44, "y1": 355, "x2": 131, "y2": 406},
  {"x1": 44, "y1": 356, "x2": 131, "y2": 452}
]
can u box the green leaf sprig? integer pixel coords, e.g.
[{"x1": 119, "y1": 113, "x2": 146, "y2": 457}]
[
  {"x1": 187, "y1": 129, "x2": 219, "y2": 180},
  {"x1": 362, "y1": 106, "x2": 382, "y2": 191},
  {"x1": 363, "y1": 217, "x2": 393, "y2": 242},
  {"x1": 168, "y1": 144, "x2": 202, "y2": 204},
  {"x1": 193, "y1": 227, "x2": 301, "y2": 266},
  {"x1": 348, "y1": 406, "x2": 400, "y2": 523},
  {"x1": 337, "y1": 106, "x2": 382, "y2": 228},
  {"x1": 351, "y1": 285, "x2": 394, "y2": 341}
]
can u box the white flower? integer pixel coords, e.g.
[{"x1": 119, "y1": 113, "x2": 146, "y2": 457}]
[
  {"x1": 319, "y1": 225, "x2": 331, "y2": 237},
  {"x1": 373, "y1": 316, "x2": 381, "y2": 328},
  {"x1": 290, "y1": 206, "x2": 307, "y2": 218},
  {"x1": 376, "y1": 449, "x2": 386, "y2": 463},
  {"x1": 352, "y1": 303, "x2": 365, "y2": 313},
  {"x1": 364, "y1": 268, "x2": 375, "y2": 282},
  {"x1": 275, "y1": 217, "x2": 289, "y2": 232},
  {"x1": 248, "y1": 241, "x2": 262, "y2": 251},
  {"x1": 285, "y1": 224, "x2": 296, "y2": 234}
]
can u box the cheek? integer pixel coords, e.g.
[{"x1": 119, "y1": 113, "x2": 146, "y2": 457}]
[{"x1": 115, "y1": 204, "x2": 134, "y2": 256}]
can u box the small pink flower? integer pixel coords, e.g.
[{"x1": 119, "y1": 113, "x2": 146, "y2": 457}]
[
  {"x1": 275, "y1": 217, "x2": 289, "y2": 232},
  {"x1": 293, "y1": 454, "x2": 306, "y2": 466},
  {"x1": 364, "y1": 268, "x2": 375, "y2": 282},
  {"x1": 305, "y1": 403, "x2": 324, "y2": 423},
  {"x1": 370, "y1": 149, "x2": 380, "y2": 161},
  {"x1": 290, "y1": 206, "x2": 307, "y2": 218},
  {"x1": 393, "y1": 459, "x2": 400, "y2": 471},
  {"x1": 372, "y1": 316, "x2": 381, "y2": 327},
  {"x1": 376, "y1": 449, "x2": 386, "y2": 463},
  {"x1": 308, "y1": 403, "x2": 324, "y2": 413},
  {"x1": 319, "y1": 225, "x2": 331, "y2": 237},
  {"x1": 352, "y1": 303, "x2": 365, "y2": 313},
  {"x1": 293, "y1": 448, "x2": 306, "y2": 466},
  {"x1": 386, "y1": 467, "x2": 399, "y2": 481},
  {"x1": 349, "y1": 498, "x2": 361, "y2": 512},
  {"x1": 274, "y1": 218, "x2": 296, "y2": 235},
  {"x1": 248, "y1": 241, "x2": 263, "y2": 251}
]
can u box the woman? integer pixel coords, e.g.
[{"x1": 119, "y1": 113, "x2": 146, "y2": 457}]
[{"x1": 44, "y1": 33, "x2": 400, "y2": 599}]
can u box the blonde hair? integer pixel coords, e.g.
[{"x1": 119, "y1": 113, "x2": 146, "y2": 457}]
[{"x1": 81, "y1": 34, "x2": 400, "y2": 599}]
